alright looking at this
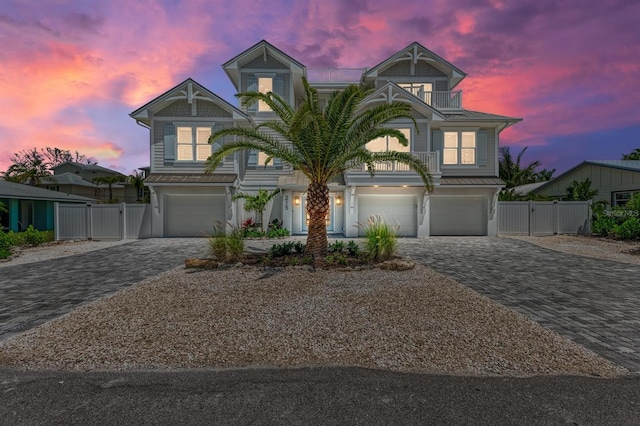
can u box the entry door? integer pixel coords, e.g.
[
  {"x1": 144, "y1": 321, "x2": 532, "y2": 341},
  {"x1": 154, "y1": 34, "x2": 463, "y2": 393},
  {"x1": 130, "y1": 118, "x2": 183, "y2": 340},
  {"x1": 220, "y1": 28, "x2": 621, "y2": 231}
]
[
  {"x1": 301, "y1": 195, "x2": 334, "y2": 232},
  {"x1": 20, "y1": 200, "x2": 34, "y2": 231}
]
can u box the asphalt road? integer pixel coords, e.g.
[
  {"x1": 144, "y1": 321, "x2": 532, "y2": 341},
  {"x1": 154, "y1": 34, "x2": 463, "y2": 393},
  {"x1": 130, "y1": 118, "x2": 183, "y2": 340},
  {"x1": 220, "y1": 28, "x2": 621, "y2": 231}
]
[{"x1": 2, "y1": 367, "x2": 640, "y2": 425}]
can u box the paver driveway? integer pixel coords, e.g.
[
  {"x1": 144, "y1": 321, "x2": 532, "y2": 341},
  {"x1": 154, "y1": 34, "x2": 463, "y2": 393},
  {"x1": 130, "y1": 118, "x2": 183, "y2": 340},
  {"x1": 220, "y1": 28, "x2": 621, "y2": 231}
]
[
  {"x1": 397, "y1": 237, "x2": 640, "y2": 372},
  {"x1": 0, "y1": 238, "x2": 209, "y2": 342}
]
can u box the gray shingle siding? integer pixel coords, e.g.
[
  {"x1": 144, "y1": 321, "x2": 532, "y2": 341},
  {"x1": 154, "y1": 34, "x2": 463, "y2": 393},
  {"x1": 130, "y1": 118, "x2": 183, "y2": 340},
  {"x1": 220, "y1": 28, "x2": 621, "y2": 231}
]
[
  {"x1": 243, "y1": 53, "x2": 289, "y2": 69},
  {"x1": 197, "y1": 101, "x2": 232, "y2": 117},
  {"x1": 379, "y1": 61, "x2": 447, "y2": 78},
  {"x1": 155, "y1": 100, "x2": 192, "y2": 117}
]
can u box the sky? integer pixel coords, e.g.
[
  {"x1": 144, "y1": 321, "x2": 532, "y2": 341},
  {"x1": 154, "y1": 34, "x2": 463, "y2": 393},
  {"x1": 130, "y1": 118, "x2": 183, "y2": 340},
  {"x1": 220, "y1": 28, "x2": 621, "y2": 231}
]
[{"x1": 1, "y1": 0, "x2": 638, "y2": 177}]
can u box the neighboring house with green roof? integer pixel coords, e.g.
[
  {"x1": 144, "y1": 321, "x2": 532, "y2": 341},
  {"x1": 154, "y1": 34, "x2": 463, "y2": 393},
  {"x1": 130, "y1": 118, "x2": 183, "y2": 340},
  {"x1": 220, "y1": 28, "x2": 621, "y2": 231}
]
[
  {"x1": 531, "y1": 161, "x2": 640, "y2": 206},
  {"x1": 0, "y1": 180, "x2": 94, "y2": 232}
]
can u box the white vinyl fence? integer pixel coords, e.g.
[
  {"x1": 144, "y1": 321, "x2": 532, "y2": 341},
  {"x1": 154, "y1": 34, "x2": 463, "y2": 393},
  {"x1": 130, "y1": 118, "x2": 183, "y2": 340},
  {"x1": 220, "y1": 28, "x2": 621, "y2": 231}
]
[
  {"x1": 54, "y1": 203, "x2": 151, "y2": 240},
  {"x1": 498, "y1": 201, "x2": 591, "y2": 236}
]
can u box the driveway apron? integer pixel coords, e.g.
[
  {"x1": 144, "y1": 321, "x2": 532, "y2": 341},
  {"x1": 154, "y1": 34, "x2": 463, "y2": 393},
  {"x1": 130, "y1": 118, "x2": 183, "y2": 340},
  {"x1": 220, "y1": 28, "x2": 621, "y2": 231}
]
[
  {"x1": 397, "y1": 237, "x2": 640, "y2": 372},
  {"x1": 0, "y1": 238, "x2": 208, "y2": 342}
]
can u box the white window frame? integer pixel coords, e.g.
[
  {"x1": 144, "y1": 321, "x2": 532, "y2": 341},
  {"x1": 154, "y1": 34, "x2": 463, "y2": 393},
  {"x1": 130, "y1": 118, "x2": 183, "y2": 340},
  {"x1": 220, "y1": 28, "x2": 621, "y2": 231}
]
[
  {"x1": 255, "y1": 73, "x2": 276, "y2": 113},
  {"x1": 442, "y1": 130, "x2": 477, "y2": 166},
  {"x1": 175, "y1": 124, "x2": 212, "y2": 163},
  {"x1": 613, "y1": 191, "x2": 639, "y2": 207},
  {"x1": 366, "y1": 128, "x2": 411, "y2": 153}
]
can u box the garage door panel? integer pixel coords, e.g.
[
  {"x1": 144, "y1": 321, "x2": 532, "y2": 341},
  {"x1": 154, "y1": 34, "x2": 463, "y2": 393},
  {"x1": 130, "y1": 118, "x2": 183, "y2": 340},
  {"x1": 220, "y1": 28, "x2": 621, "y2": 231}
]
[
  {"x1": 430, "y1": 196, "x2": 486, "y2": 236},
  {"x1": 165, "y1": 195, "x2": 225, "y2": 237},
  {"x1": 358, "y1": 195, "x2": 416, "y2": 237}
]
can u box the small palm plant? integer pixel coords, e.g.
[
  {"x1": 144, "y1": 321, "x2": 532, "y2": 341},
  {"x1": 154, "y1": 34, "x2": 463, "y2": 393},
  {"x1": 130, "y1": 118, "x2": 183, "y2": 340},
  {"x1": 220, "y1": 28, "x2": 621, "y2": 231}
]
[
  {"x1": 206, "y1": 78, "x2": 433, "y2": 258},
  {"x1": 93, "y1": 174, "x2": 127, "y2": 202},
  {"x1": 233, "y1": 188, "x2": 281, "y2": 232}
]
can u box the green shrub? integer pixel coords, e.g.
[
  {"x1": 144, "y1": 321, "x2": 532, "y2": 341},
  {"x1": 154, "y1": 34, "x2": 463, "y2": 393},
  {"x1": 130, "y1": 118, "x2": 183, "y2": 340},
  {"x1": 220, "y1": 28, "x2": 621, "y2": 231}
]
[
  {"x1": 363, "y1": 215, "x2": 398, "y2": 261},
  {"x1": 613, "y1": 217, "x2": 640, "y2": 240},
  {"x1": 23, "y1": 225, "x2": 45, "y2": 246},
  {"x1": 0, "y1": 232, "x2": 12, "y2": 259},
  {"x1": 592, "y1": 215, "x2": 617, "y2": 236},
  {"x1": 268, "y1": 242, "x2": 295, "y2": 257},
  {"x1": 346, "y1": 240, "x2": 360, "y2": 256},
  {"x1": 293, "y1": 241, "x2": 306, "y2": 253},
  {"x1": 325, "y1": 252, "x2": 348, "y2": 265},
  {"x1": 327, "y1": 241, "x2": 346, "y2": 253},
  {"x1": 266, "y1": 228, "x2": 290, "y2": 238}
]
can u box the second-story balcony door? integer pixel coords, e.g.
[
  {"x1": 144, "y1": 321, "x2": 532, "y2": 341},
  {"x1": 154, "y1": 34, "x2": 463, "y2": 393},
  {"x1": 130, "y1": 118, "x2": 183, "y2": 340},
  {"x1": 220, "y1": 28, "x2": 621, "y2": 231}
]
[
  {"x1": 399, "y1": 83, "x2": 433, "y2": 105},
  {"x1": 301, "y1": 194, "x2": 335, "y2": 233}
]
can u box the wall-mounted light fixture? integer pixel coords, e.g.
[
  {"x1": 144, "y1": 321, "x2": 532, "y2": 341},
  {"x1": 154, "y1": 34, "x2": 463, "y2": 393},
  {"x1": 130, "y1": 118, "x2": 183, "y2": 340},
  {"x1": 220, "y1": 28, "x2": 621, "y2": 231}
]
[
  {"x1": 335, "y1": 196, "x2": 342, "y2": 205},
  {"x1": 294, "y1": 196, "x2": 300, "y2": 205}
]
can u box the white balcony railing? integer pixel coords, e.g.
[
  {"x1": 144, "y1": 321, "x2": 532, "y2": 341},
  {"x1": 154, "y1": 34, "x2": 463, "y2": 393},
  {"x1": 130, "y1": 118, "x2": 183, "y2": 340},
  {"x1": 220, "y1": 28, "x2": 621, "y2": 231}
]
[
  {"x1": 401, "y1": 87, "x2": 462, "y2": 110},
  {"x1": 357, "y1": 152, "x2": 440, "y2": 174}
]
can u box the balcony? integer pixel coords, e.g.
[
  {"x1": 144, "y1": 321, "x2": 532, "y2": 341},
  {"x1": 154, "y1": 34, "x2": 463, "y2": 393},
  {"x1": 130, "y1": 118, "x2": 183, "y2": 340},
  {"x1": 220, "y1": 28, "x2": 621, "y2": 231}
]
[
  {"x1": 401, "y1": 87, "x2": 462, "y2": 110},
  {"x1": 307, "y1": 68, "x2": 366, "y2": 83},
  {"x1": 355, "y1": 152, "x2": 440, "y2": 174}
]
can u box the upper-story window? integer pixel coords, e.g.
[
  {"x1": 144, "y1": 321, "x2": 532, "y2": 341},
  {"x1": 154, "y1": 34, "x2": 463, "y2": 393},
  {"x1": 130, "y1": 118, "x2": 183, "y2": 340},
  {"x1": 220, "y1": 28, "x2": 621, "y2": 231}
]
[
  {"x1": 366, "y1": 128, "x2": 411, "y2": 153},
  {"x1": 247, "y1": 75, "x2": 285, "y2": 113},
  {"x1": 176, "y1": 126, "x2": 212, "y2": 162},
  {"x1": 443, "y1": 131, "x2": 476, "y2": 165},
  {"x1": 399, "y1": 83, "x2": 433, "y2": 105}
]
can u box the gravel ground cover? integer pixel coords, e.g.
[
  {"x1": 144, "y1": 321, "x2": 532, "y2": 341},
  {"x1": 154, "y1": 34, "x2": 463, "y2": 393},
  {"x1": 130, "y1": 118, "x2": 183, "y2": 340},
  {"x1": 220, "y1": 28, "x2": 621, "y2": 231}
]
[
  {"x1": 507, "y1": 235, "x2": 640, "y2": 265},
  {"x1": 0, "y1": 263, "x2": 625, "y2": 377}
]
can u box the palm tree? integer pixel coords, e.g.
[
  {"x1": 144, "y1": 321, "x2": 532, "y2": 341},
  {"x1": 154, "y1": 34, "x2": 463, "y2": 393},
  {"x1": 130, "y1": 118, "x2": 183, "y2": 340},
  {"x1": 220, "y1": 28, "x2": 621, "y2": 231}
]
[
  {"x1": 128, "y1": 170, "x2": 146, "y2": 201},
  {"x1": 206, "y1": 78, "x2": 433, "y2": 258},
  {"x1": 3, "y1": 148, "x2": 51, "y2": 185},
  {"x1": 622, "y1": 148, "x2": 640, "y2": 160},
  {"x1": 499, "y1": 146, "x2": 555, "y2": 188},
  {"x1": 93, "y1": 175, "x2": 127, "y2": 202},
  {"x1": 233, "y1": 188, "x2": 281, "y2": 232}
]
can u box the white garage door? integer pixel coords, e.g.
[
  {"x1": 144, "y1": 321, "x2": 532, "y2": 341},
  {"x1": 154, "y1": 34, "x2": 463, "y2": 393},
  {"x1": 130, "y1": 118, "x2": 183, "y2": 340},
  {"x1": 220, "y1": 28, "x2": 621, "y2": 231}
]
[
  {"x1": 358, "y1": 195, "x2": 416, "y2": 237},
  {"x1": 164, "y1": 195, "x2": 226, "y2": 237},
  {"x1": 430, "y1": 196, "x2": 486, "y2": 236}
]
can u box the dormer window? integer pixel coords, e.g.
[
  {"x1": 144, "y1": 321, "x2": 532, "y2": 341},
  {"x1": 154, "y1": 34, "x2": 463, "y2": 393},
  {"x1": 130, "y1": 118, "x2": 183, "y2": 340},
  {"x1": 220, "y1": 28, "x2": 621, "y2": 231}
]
[{"x1": 246, "y1": 74, "x2": 285, "y2": 113}]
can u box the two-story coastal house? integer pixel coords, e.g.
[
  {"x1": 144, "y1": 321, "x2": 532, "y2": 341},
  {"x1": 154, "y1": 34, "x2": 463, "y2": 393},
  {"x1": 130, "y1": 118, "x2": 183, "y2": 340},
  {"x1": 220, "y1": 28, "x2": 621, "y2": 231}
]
[{"x1": 130, "y1": 40, "x2": 521, "y2": 238}]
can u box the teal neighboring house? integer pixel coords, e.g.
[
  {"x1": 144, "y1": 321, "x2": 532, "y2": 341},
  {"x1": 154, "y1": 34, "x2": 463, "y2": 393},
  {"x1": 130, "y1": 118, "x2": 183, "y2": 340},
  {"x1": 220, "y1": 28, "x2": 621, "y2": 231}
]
[{"x1": 0, "y1": 180, "x2": 95, "y2": 232}]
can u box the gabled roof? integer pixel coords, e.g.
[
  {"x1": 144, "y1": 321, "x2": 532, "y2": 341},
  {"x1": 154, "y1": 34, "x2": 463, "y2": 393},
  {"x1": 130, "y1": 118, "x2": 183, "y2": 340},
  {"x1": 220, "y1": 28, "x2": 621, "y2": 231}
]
[
  {"x1": 222, "y1": 40, "x2": 306, "y2": 92},
  {"x1": 40, "y1": 173, "x2": 95, "y2": 187},
  {"x1": 129, "y1": 78, "x2": 250, "y2": 126},
  {"x1": 533, "y1": 160, "x2": 640, "y2": 193},
  {"x1": 52, "y1": 162, "x2": 122, "y2": 175},
  {"x1": 361, "y1": 82, "x2": 447, "y2": 121},
  {"x1": 364, "y1": 42, "x2": 467, "y2": 89},
  {"x1": 0, "y1": 180, "x2": 95, "y2": 203}
]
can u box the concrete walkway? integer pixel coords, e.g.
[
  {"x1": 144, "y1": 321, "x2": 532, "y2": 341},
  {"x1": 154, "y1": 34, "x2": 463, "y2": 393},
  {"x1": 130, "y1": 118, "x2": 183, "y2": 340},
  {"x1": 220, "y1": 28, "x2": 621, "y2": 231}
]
[
  {"x1": 397, "y1": 237, "x2": 640, "y2": 372},
  {"x1": 0, "y1": 238, "x2": 209, "y2": 342}
]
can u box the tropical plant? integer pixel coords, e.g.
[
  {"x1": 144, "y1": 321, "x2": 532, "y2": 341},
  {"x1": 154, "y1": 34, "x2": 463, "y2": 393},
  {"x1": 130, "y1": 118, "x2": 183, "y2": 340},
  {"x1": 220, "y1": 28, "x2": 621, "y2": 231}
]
[
  {"x1": 129, "y1": 170, "x2": 146, "y2": 201},
  {"x1": 92, "y1": 174, "x2": 127, "y2": 202},
  {"x1": 498, "y1": 146, "x2": 554, "y2": 189},
  {"x1": 3, "y1": 148, "x2": 51, "y2": 185},
  {"x1": 0, "y1": 201, "x2": 7, "y2": 215},
  {"x1": 565, "y1": 178, "x2": 598, "y2": 201},
  {"x1": 233, "y1": 188, "x2": 281, "y2": 232},
  {"x1": 622, "y1": 148, "x2": 640, "y2": 160},
  {"x1": 206, "y1": 78, "x2": 433, "y2": 257}
]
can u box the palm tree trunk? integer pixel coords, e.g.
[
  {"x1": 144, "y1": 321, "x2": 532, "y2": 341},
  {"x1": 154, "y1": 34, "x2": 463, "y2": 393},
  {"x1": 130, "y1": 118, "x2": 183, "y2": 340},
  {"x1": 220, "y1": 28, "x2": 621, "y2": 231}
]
[{"x1": 305, "y1": 182, "x2": 329, "y2": 259}]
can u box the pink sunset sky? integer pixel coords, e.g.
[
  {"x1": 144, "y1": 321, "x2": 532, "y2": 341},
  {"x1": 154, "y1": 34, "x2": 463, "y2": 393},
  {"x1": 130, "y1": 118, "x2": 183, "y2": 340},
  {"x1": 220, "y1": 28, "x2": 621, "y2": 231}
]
[{"x1": 1, "y1": 0, "x2": 638, "y2": 176}]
